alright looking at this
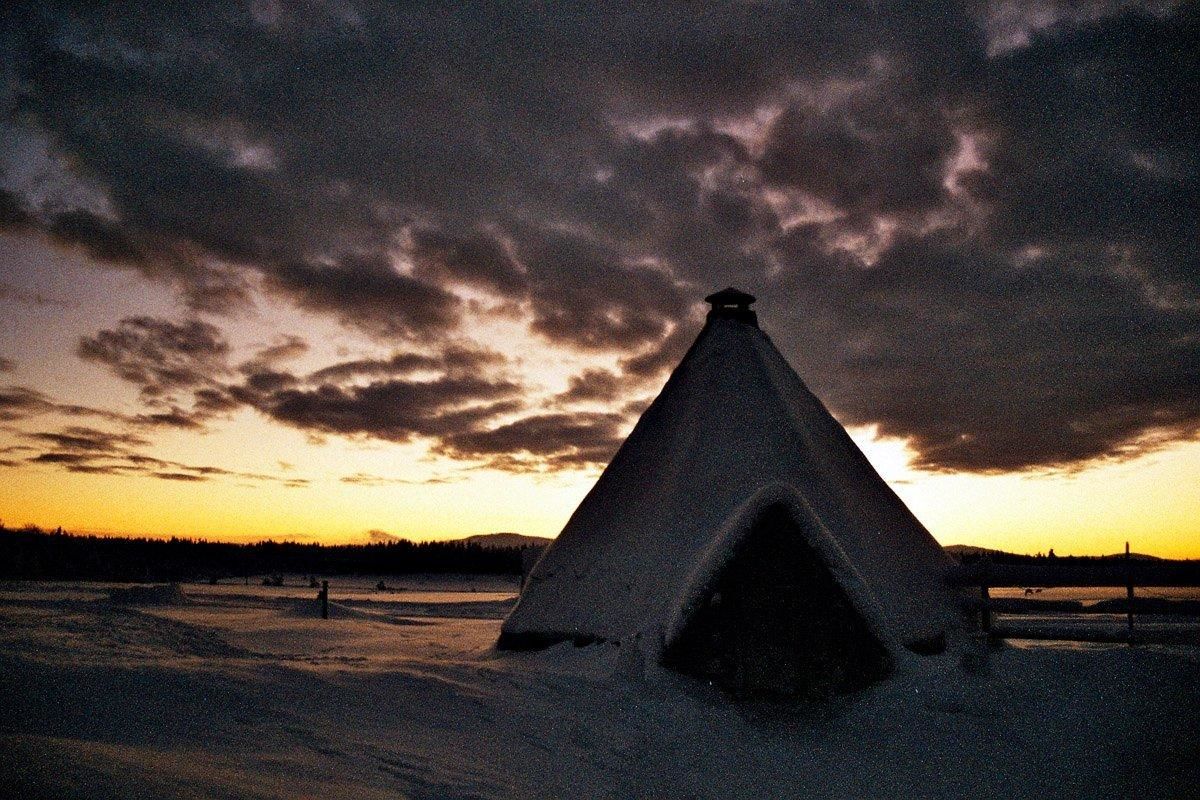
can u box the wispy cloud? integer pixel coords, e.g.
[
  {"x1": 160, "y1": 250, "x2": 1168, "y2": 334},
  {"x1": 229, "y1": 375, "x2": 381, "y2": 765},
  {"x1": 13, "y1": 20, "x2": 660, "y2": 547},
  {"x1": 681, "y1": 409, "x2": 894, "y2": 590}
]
[
  {"x1": 20, "y1": 425, "x2": 308, "y2": 487},
  {"x1": 341, "y1": 472, "x2": 464, "y2": 487},
  {"x1": 0, "y1": 281, "x2": 71, "y2": 309}
]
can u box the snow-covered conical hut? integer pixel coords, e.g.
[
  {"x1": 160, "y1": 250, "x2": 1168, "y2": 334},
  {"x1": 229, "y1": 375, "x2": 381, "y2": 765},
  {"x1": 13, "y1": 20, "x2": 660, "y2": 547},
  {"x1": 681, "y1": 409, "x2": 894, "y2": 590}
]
[{"x1": 499, "y1": 288, "x2": 964, "y2": 696}]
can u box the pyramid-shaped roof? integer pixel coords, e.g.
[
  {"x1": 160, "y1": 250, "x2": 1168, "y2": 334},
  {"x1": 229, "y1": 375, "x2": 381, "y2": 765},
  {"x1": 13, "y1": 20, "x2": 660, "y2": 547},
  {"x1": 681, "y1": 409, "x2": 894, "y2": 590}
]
[{"x1": 501, "y1": 292, "x2": 960, "y2": 657}]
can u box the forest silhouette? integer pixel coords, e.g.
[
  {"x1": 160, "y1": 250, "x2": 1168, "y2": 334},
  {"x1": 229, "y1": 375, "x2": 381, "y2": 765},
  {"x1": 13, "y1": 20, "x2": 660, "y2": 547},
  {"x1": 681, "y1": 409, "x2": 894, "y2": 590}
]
[{"x1": 0, "y1": 524, "x2": 528, "y2": 582}]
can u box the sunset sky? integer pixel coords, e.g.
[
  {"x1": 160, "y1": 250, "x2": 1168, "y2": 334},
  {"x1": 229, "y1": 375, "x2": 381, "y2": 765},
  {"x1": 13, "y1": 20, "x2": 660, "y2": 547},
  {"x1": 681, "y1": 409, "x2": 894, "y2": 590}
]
[{"x1": 1, "y1": 2, "x2": 1197, "y2": 556}]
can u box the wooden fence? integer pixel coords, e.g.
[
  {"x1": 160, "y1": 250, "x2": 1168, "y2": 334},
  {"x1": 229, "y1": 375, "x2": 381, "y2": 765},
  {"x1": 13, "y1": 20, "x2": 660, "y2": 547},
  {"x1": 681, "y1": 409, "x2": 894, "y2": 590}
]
[{"x1": 946, "y1": 544, "x2": 1200, "y2": 644}]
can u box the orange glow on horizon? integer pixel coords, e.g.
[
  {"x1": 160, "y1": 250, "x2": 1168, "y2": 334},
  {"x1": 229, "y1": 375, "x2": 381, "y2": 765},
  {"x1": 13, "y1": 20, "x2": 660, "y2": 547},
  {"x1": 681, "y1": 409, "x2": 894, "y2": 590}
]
[{"x1": 4, "y1": 422, "x2": 1198, "y2": 558}]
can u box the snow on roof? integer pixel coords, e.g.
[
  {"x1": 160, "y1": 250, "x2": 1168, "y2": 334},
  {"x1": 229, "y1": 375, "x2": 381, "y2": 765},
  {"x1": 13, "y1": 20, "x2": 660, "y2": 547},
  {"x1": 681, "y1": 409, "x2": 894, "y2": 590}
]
[{"x1": 501, "y1": 310, "x2": 962, "y2": 658}]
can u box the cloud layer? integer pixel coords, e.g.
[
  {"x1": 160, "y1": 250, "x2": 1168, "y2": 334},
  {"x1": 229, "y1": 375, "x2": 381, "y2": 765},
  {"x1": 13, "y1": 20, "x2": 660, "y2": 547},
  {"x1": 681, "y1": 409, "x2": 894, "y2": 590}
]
[{"x1": 2, "y1": 1, "x2": 1197, "y2": 473}]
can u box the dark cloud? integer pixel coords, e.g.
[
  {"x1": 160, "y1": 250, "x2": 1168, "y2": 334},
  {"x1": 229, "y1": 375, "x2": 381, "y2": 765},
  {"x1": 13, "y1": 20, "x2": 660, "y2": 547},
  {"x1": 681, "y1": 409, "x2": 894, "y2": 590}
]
[
  {"x1": 0, "y1": 188, "x2": 35, "y2": 231},
  {"x1": 253, "y1": 377, "x2": 523, "y2": 443},
  {"x1": 21, "y1": 424, "x2": 308, "y2": 486},
  {"x1": 67, "y1": 316, "x2": 251, "y2": 433},
  {"x1": 619, "y1": 316, "x2": 704, "y2": 379},
  {"x1": 769, "y1": 229, "x2": 1200, "y2": 471},
  {"x1": 411, "y1": 223, "x2": 696, "y2": 352},
  {"x1": 0, "y1": 386, "x2": 52, "y2": 421},
  {"x1": 975, "y1": 11, "x2": 1199, "y2": 281},
  {"x1": 308, "y1": 345, "x2": 505, "y2": 383},
  {"x1": 978, "y1": 1, "x2": 1187, "y2": 56},
  {"x1": 437, "y1": 412, "x2": 626, "y2": 472},
  {"x1": 234, "y1": 348, "x2": 639, "y2": 472},
  {"x1": 30, "y1": 426, "x2": 149, "y2": 452},
  {"x1": 759, "y1": 90, "x2": 958, "y2": 220},
  {"x1": 240, "y1": 368, "x2": 298, "y2": 394},
  {"x1": 749, "y1": 8, "x2": 1200, "y2": 471},
  {"x1": 192, "y1": 387, "x2": 242, "y2": 416},
  {"x1": 411, "y1": 228, "x2": 527, "y2": 296},
  {"x1": 240, "y1": 335, "x2": 309, "y2": 371},
  {"x1": 67, "y1": 312, "x2": 560, "y2": 469},
  {"x1": 132, "y1": 407, "x2": 207, "y2": 430},
  {"x1": 267, "y1": 255, "x2": 462, "y2": 340},
  {"x1": 29, "y1": 451, "x2": 93, "y2": 466},
  {"x1": 46, "y1": 209, "x2": 148, "y2": 265},
  {"x1": 555, "y1": 368, "x2": 627, "y2": 404},
  {"x1": 151, "y1": 471, "x2": 207, "y2": 482},
  {"x1": 621, "y1": 396, "x2": 656, "y2": 417},
  {"x1": 517, "y1": 227, "x2": 693, "y2": 352},
  {"x1": 3, "y1": 1, "x2": 1197, "y2": 472},
  {"x1": 0, "y1": 386, "x2": 126, "y2": 423},
  {"x1": 77, "y1": 316, "x2": 230, "y2": 400}
]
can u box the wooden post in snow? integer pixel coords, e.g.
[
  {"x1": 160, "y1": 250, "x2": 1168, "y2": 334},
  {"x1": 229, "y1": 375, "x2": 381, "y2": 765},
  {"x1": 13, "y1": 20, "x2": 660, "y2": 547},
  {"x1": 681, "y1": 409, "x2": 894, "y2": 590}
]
[
  {"x1": 1125, "y1": 542, "x2": 1134, "y2": 645},
  {"x1": 979, "y1": 556, "x2": 992, "y2": 635},
  {"x1": 320, "y1": 580, "x2": 329, "y2": 620}
]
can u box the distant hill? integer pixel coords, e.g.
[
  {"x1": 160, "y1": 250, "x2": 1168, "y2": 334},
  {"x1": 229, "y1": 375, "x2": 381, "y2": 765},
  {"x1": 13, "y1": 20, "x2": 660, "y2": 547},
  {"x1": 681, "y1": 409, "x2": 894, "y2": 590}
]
[
  {"x1": 944, "y1": 544, "x2": 1003, "y2": 558},
  {"x1": 462, "y1": 533, "x2": 553, "y2": 549}
]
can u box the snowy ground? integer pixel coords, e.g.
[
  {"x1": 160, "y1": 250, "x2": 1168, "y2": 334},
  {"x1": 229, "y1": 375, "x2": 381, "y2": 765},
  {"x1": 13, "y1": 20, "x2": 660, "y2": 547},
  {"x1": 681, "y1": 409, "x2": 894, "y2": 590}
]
[{"x1": 2, "y1": 578, "x2": 1198, "y2": 800}]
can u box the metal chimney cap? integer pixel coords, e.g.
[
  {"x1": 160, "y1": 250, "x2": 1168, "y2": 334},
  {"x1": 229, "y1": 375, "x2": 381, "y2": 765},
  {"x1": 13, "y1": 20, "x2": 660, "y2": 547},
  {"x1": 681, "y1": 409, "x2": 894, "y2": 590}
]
[
  {"x1": 704, "y1": 287, "x2": 756, "y2": 308},
  {"x1": 704, "y1": 287, "x2": 757, "y2": 326}
]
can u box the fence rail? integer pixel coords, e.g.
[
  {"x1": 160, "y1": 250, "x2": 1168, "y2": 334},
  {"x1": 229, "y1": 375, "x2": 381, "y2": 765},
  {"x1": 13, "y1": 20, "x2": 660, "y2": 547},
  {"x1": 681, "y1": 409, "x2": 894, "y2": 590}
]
[
  {"x1": 945, "y1": 562, "x2": 1200, "y2": 589},
  {"x1": 945, "y1": 544, "x2": 1200, "y2": 644}
]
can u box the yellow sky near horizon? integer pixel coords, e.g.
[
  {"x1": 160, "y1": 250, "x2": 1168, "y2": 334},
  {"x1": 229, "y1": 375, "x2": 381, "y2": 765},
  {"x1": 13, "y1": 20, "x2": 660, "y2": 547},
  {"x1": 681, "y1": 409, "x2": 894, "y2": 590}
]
[{"x1": 4, "y1": 418, "x2": 1198, "y2": 558}]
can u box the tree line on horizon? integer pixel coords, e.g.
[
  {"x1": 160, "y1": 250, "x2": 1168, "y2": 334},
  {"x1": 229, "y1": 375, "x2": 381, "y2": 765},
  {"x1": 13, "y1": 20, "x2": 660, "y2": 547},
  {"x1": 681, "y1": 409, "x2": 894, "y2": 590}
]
[
  {"x1": 0, "y1": 524, "x2": 529, "y2": 582},
  {"x1": 3, "y1": 523, "x2": 1195, "y2": 584}
]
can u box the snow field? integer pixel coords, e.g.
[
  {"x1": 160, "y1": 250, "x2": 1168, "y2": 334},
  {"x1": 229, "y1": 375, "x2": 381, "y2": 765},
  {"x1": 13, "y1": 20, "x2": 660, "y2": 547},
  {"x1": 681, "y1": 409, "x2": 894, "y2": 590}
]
[{"x1": 2, "y1": 580, "x2": 1197, "y2": 799}]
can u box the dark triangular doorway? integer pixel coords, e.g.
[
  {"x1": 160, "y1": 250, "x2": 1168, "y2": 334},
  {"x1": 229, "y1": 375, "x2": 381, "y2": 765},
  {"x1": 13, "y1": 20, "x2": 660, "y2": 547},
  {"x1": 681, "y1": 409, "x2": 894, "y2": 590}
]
[{"x1": 663, "y1": 504, "x2": 893, "y2": 699}]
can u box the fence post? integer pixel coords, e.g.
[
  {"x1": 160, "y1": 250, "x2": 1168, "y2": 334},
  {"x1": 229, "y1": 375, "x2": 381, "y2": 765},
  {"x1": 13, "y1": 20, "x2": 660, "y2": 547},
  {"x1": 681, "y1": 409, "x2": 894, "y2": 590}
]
[
  {"x1": 320, "y1": 580, "x2": 329, "y2": 620},
  {"x1": 979, "y1": 556, "x2": 992, "y2": 635},
  {"x1": 1125, "y1": 542, "x2": 1134, "y2": 645}
]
